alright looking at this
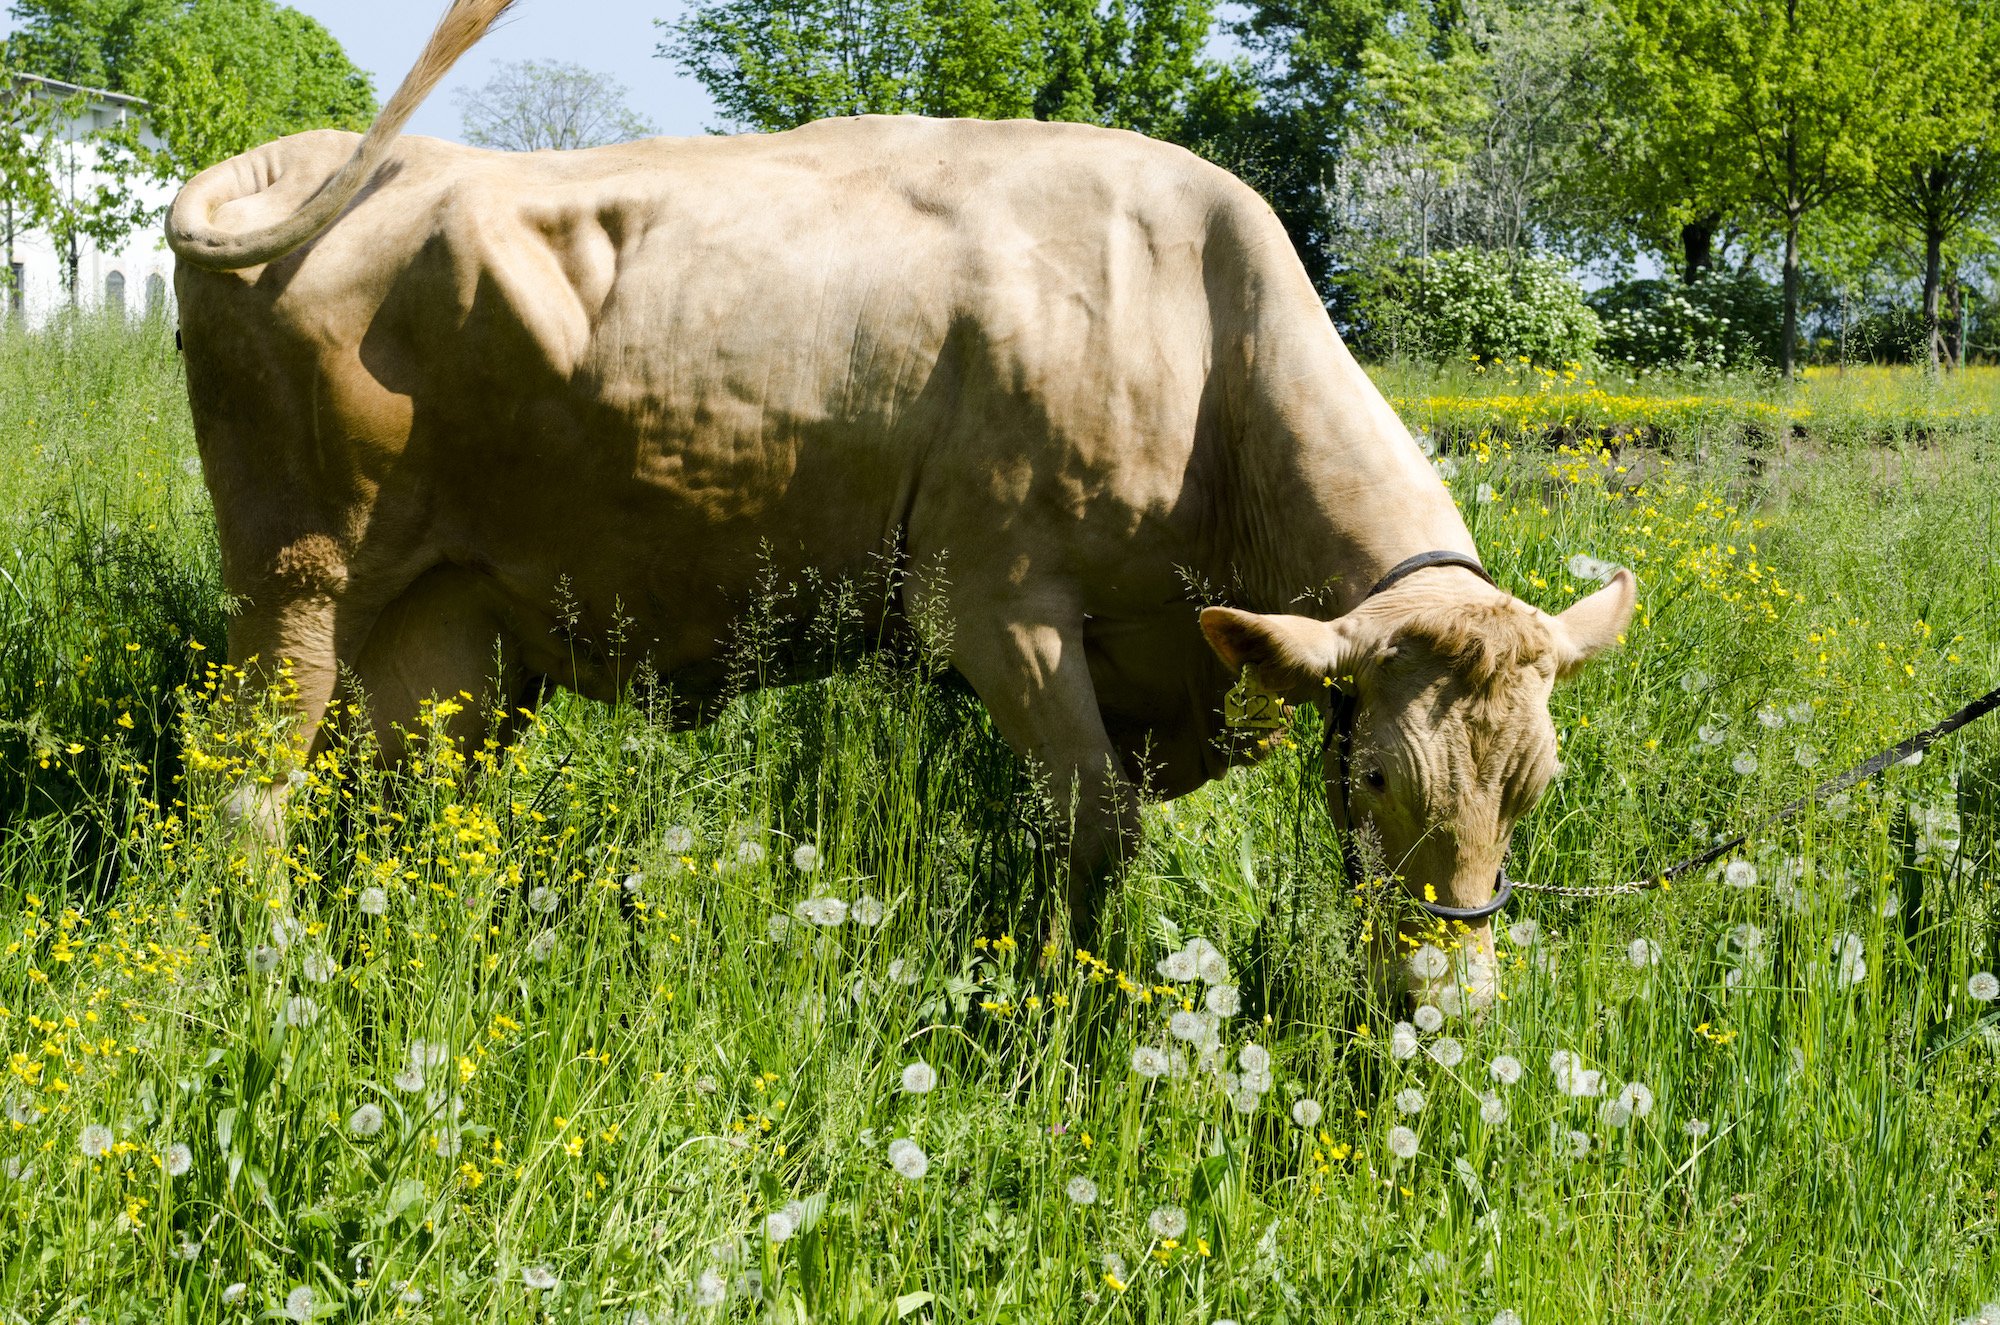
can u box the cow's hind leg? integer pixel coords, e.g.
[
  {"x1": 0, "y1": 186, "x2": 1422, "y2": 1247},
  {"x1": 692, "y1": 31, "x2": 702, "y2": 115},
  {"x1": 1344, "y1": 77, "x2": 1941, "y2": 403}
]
[
  {"x1": 341, "y1": 566, "x2": 530, "y2": 766},
  {"x1": 938, "y1": 592, "x2": 1140, "y2": 954}
]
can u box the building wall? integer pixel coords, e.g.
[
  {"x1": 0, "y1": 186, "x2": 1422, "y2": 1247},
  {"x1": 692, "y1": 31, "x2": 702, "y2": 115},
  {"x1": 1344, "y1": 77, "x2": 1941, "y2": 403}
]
[{"x1": 5, "y1": 77, "x2": 182, "y2": 330}]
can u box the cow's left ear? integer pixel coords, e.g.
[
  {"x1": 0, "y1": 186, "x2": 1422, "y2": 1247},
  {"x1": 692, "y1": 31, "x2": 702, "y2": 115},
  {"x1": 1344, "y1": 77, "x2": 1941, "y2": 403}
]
[
  {"x1": 1548, "y1": 567, "x2": 1638, "y2": 680},
  {"x1": 1199, "y1": 607, "x2": 1380, "y2": 700}
]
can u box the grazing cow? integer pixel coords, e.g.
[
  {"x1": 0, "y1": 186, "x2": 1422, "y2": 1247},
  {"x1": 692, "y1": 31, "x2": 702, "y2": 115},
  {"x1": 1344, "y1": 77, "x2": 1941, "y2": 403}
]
[{"x1": 169, "y1": 0, "x2": 1635, "y2": 1003}]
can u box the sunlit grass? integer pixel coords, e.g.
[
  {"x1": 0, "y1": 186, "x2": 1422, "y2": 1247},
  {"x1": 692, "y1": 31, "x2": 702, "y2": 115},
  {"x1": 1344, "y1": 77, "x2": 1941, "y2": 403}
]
[{"x1": 1, "y1": 321, "x2": 1997, "y2": 1322}]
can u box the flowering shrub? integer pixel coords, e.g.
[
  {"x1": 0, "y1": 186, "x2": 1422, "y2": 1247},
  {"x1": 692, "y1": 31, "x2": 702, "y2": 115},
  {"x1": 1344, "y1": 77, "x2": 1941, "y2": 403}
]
[
  {"x1": 1364, "y1": 247, "x2": 1600, "y2": 368},
  {"x1": 1590, "y1": 272, "x2": 1780, "y2": 374}
]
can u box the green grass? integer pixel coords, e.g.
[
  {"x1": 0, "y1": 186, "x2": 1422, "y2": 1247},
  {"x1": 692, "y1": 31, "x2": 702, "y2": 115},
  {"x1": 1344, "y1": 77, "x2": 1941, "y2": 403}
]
[{"x1": 2, "y1": 318, "x2": 1998, "y2": 1323}]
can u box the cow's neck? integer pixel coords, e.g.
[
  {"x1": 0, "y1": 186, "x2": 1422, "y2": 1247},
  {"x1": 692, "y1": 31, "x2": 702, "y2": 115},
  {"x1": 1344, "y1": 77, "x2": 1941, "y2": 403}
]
[{"x1": 1227, "y1": 337, "x2": 1480, "y2": 620}]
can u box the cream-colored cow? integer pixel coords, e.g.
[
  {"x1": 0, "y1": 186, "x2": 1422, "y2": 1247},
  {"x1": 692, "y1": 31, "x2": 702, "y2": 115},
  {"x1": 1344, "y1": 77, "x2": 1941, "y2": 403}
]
[{"x1": 169, "y1": 0, "x2": 1634, "y2": 1001}]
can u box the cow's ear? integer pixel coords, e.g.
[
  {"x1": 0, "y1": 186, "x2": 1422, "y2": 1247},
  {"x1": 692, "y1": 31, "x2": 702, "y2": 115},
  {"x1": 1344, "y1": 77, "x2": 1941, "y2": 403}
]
[
  {"x1": 1548, "y1": 567, "x2": 1638, "y2": 680},
  {"x1": 1199, "y1": 608, "x2": 1376, "y2": 698}
]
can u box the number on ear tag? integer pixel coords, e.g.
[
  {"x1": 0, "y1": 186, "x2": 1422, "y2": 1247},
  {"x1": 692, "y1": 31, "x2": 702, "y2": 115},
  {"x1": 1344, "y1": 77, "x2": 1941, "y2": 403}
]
[{"x1": 1225, "y1": 670, "x2": 1287, "y2": 730}]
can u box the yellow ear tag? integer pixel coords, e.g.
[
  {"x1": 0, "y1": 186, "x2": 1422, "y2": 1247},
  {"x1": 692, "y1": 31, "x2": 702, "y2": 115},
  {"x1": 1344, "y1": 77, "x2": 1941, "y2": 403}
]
[{"x1": 1225, "y1": 669, "x2": 1288, "y2": 730}]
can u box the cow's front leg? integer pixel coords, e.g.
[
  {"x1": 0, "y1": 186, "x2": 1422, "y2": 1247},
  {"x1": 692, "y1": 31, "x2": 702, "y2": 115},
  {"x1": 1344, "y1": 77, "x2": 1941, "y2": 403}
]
[
  {"x1": 215, "y1": 592, "x2": 345, "y2": 856},
  {"x1": 943, "y1": 599, "x2": 1141, "y2": 954}
]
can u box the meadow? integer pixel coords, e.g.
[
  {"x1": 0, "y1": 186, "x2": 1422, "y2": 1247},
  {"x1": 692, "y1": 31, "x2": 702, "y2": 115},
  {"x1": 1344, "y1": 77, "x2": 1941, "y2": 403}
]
[{"x1": 1, "y1": 318, "x2": 1998, "y2": 1324}]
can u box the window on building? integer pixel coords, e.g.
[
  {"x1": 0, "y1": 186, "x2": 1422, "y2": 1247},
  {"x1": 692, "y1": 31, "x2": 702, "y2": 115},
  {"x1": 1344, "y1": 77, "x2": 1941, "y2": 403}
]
[
  {"x1": 146, "y1": 273, "x2": 167, "y2": 319},
  {"x1": 106, "y1": 270, "x2": 126, "y2": 315}
]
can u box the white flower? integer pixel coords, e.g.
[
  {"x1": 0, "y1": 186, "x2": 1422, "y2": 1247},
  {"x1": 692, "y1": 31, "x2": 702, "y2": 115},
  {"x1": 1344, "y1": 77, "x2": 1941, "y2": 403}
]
[
  {"x1": 528, "y1": 886, "x2": 558, "y2": 914},
  {"x1": 79, "y1": 1123, "x2": 114, "y2": 1158},
  {"x1": 900, "y1": 1061, "x2": 937, "y2": 1094},
  {"x1": 1489, "y1": 1054, "x2": 1523, "y2": 1086},
  {"x1": 887, "y1": 1138, "x2": 928, "y2": 1180},
  {"x1": 1131, "y1": 1046, "x2": 1170, "y2": 1079},
  {"x1": 1408, "y1": 944, "x2": 1449, "y2": 980},
  {"x1": 348, "y1": 1103, "x2": 384, "y2": 1137},
  {"x1": 358, "y1": 887, "x2": 388, "y2": 916},
  {"x1": 1618, "y1": 1082, "x2": 1655, "y2": 1118},
  {"x1": 1169, "y1": 1010, "x2": 1207, "y2": 1042},
  {"x1": 1724, "y1": 859, "x2": 1758, "y2": 888},
  {"x1": 1147, "y1": 1205, "x2": 1188, "y2": 1239},
  {"x1": 1479, "y1": 1092, "x2": 1507, "y2": 1125},
  {"x1": 1567, "y1": 553, "x2": 1613, "y2": 581},
  {"x1": 692, "y1": 1269, "x2": 727, "y2": 1306},
  {"x1": 163, "y1": 1142, "x2": 192, "y2": 1176},
  {"x1": 1189, "y1": 938, "x2": 1231, "y2": 986},
  {"x1": 1427, "y1": 1037, "x2": 1464, "y2": 1068},
  {"x1": 1389, "y1": 1022, "x2": 1420, "y2": 1060},
  {"x1": 284, "y1": 1286, "x2": 316, "y2": 1322},
  {"x1": 1506, "y1": 919, "x2": 1541, "y2": 947},
  {"x1": 1065, "y1": 1175, "x2": 1098, "y2": 1205},
  {"x1": 1394, "y1": 1088, "x2": 1426, "y2": 1115},
  {"x1": 1627, "y1": 938, "x2": 1661, "y2": 969},
  {"x1": 1386, "y1": 1125, "x2": 1419, "y2": 1158},
  {"x1": 1205, "y1": 985, "x2": 1240, "y2": 1017},
  {"x1": 1732, "y1": 751, "x2": 1759, "y2": 776},
  {"x1": 736, "y1": 840, "x2": 767, "y2": 867},
  {"x1": 1238, "y1": 1043, "x2": 1271, "y2": 1074},
  {"x1": 1291, "y1": 1098, "x2": 1323, "y2": 1128},
  {"x1": 663, "y1": 825, "x2": 696, "y2": 854},
  {"x1": 522, "y1": 1264, "x2": 559, "y2": 1290},
  {"x1": 527, "y1": 930, "x2": 558, "y2": 962},
  {"x1": 1969, "y1": 971, "x2": 1999, "y2": 1002},
  {"x1": 796, "y1": 896, "x2": 847, "y2": 927},
  {"x1": 851, "y1": 894, "x2": 885, "y2": 927},
  {"x1": 792, "y1": 844, "x2": 821, "y2": 872},
  {"x1": 764, "y1": 1210, "x2": 797, "y2": 1243},
  {"x1": 1412, "y1": 1004, "x2": 1444, "y2": 1033},
  {"x1": 1156, "y1": 947, "x2": 1198, "y2": 982}
]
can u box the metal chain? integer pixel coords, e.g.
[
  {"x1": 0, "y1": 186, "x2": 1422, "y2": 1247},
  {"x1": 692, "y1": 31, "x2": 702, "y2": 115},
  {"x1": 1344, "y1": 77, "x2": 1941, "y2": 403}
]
[{"x1": 1504, "y1": 679, "x2": 2000, "y2": 905}]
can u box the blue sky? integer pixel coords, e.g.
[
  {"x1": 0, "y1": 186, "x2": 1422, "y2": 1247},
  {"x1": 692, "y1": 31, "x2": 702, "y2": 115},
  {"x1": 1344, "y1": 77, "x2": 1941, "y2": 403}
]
[{"x1": 1, "y1": 0, "x2": 724, "y2": 141}]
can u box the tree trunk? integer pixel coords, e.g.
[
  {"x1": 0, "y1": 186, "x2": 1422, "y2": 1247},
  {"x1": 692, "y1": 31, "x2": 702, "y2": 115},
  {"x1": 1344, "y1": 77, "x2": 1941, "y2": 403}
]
[
  {"x1": 1680, "y1": 216, "x2": 1718, "y2": 285},
  {"x1": 1922, "y1": 223, "x2": 1945, "y2": 372},
  {"x1": 1781, "y1": 213, "x2": 1802, "y2": 380}
]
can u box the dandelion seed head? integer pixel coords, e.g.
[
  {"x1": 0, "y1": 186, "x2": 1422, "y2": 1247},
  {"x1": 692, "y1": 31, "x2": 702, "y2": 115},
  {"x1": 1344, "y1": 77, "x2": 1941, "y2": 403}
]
[
  {"x1": 851, "y1": 894, "x2": 885, "y2": 927},
  {"x1": 1618, "y1": 1082, "x2": 1655, "y2": 1117},
  {"x1": 1427, "y1": 1036, "x2": 1464, "y2": 1068},
  {"x1": 302, "y1": 950, "x2": 336, "y2": 984},
  {"x1": 1599, "y1": 1099, "x2": 1632, "y2": 1128},
  {"x1": 284, "y1": 1286, "x2": 316, "y2": 1322},
  {"x1": 1232, "y1": 1086, "x2": 1261, "y2": 1114},
  {"x1": 1169, "y1": 1010, "x2": 1206, "y2": 1042},
  {"x1": 1147, "y1": 1205, "x2": 1188, "y2": 1239},
  {"x1": 393, "y1": 1068, "x2": 425, "y2": 1094},
  {"x1": 1390, "y1": 1022, "x2": 1420, "y2": 1060},
  {"x1": 1756, "y1": 705, "x2": 1784, "y2": 729},
  {"x1": 1724, "y1": 859, "x2": 1758, "y2": 888},
  {"x1": 1685, "y1": 1117, "x2": 1710, "y2": 1139},
  {"x1": 1732, "y1": 751, "x2": 1759, "y2": 776},
  {"x1": 791, "y1": 844, "x2": 821, "y2": 872},
  {"x1": 250, "y1": 944, "x2": 281, "y2": 973},
  {"x1": 523, "y1": 1264, "x2": 559, "y2": 1290},
  {"x1": 348, "y1": 1103, "x2": 384, "y2": 1137},
  {"x1": 1238, "y1": 1043, "x2": 1271, "y2": 1074},
  {"x1": 1408, "y1": 944, "x2": 1449, "y2": 980},
  {"x1": 79, "y1": 1124, "x2": 113, "y2": 1158},
  {"x1": 1489, "y1": 1054, "x2": 1523, "y2": 1086},
  {"x1": 527, "y1": 930, "x2": 558, "y2": 962},
  {"x1": 692, "y1": 1269, "x2": 727, "y2": 1306},
  {"x1": 1969, "y1": 971, "x2": 1998, "y2": 1002},
  {"x1": 1506, "y1": 919, "x2": 1541, "y2": 947},
  {"x1": 1065, "y1": 1175, "x2": 1098, "y2": 1205},
  {"x1": 888, "y1": 1138, "x2": 928, "y2": 1179},
  {"x1": 358, "y1": 887, "x2": 388, "y2": 916},
  {"x1": 1479, "y1": 1092, "x2": 1507, "y2": 1125},
  {"x1": 796, "y1": 896, "x2": 848, "y2": 927},
  {"x1": 1131, "y1": 1046, "x2": 1170, "y2": 1079},
  {"x1": 163, "y1": 1142, "x2": 192, "y2": 1176},
  {"x1": 736, "y1": 840, "x2": 767, "y2": 867},
  {"x1": 1205, "y1": 984, "x2": 1240, "y2": 1017},
  {"x1": 1628, "y1": 938, "x2": 1661, "y2": 969},
  {"x1": 900, "y1": 1061, "x2": 937, "y2": 1094},
  {"x1": 1156, "y1": 947, "x2": 1198, "y2": 982},
  {"x1": 1394, "y1": 1087, "x2": 1426, "y2": 1115},
  {"x1": 1412, "y1": 1004, "x2": 1444, "y2": 1033},
  {"x1": 1386, "y1": 1125, "x2": 1419, "y2": 1158},
  {"x1": 1291, "y1": 1098, "x2": 1323, "y2": 1128},
  {"x1": 527, "y1": 886, "x2": 558, "y2": 914},
  {"x1": 764, "y1": 1211, "x2": 796, "y2": 1243},
  {"x1": 1189, "y1": 938, "x2": 1231, "y2": 986}
]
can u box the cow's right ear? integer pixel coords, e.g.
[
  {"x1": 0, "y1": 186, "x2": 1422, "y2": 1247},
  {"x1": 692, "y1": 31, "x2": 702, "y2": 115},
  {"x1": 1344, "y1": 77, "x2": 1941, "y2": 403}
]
[{"x1": 1199, "y1": 608, "x2": 1376, "y2": 699}]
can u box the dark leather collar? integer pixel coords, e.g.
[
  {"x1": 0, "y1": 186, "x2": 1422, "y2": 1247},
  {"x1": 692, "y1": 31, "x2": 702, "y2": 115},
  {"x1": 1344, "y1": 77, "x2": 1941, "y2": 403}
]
[{"x1": 1365, "y1": 549, "x2": 1493, "y2": 600}]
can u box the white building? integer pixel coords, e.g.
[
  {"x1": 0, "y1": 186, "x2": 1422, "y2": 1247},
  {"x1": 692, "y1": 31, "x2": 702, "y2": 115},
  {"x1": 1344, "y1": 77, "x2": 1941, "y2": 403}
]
[{"x1": 5, "y1": 73, "x2": 179, "y2": 328}]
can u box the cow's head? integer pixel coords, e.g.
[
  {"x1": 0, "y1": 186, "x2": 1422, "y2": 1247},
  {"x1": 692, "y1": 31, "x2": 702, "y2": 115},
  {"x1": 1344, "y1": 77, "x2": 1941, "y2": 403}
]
[{"x1": 1200, "y1": 568, "x2": 1636, "y2": 1010}]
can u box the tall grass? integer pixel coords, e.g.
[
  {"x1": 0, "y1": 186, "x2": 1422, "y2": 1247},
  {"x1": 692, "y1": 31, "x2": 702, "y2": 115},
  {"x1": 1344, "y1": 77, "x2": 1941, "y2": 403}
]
[{"x1": 1, "y1": 321, "x2": 1997, "y2": 1322}]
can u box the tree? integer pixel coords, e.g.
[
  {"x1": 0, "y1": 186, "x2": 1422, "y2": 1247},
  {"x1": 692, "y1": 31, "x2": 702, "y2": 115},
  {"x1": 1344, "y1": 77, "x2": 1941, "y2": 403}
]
[
  {"x1": 1871, "y1": 0, "x2": 2000, "y2": 369},
  {"x1": 0, "y1": 64, "x2": 62, "y2": 315},
  {"x1": 455, "y1": 60, "x2": 656, "y2": 151},
  {"x1": 660, "y1": 0, "x2": 1229, "y2": 139},
  {"x1": 1620, "y1": 0, "x2": 1932, "y2": 377},
  {"x1": 8, "y1": 0, "x2": 376, "y2": 179}
]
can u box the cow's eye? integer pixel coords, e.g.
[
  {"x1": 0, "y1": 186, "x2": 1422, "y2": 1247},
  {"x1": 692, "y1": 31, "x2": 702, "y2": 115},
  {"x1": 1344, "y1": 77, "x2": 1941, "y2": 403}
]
[{"x1": 1364, "y1": 768, "x2": 1387, "y2": 792}]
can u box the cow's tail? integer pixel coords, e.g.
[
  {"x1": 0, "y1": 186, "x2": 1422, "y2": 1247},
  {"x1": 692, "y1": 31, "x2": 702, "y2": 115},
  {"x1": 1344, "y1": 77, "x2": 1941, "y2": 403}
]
[{"x1": 167, "y1": 0, "x2": 514, "y2": 271}]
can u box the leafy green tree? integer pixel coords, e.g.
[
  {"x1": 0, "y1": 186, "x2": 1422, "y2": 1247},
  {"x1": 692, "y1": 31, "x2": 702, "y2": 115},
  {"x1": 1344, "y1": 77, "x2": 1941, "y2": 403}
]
[
  {"x1": 1619, "y1": 0, "x2": 1933, "y2": 376},
  {"x1": 1871, "y1": 0, "x2": 2000, "y2": 368},
  {"x1": 8, "y1": 0, "x2": 376, "y2": 179},
  {"x1": 0, "y1": 65, "x2": 62, "y2": 315},
  {"x1": 660, "y1": 0, "x2": 1231, "y2": 140}
]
